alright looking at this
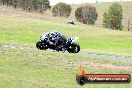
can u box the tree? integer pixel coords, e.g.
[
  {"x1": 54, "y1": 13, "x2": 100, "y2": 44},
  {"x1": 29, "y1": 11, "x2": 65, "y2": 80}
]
[
  {"x1": 32, "y1": 0, "x2": 39, "y2": 11},
  {"x1": 52, "y1": 2, "x2": 72, "y2": 17},
  {"x1": 37, "y1": 0, "x2": 51, "y2": 13},
  {"x1": 12, "y1": 0, "x2": 19, "y2": 8},
  {"x1": 1, "y1": 0, "x2": 50, "y2": 12},
  {"x1": 103, "y1": 12, "x2": 110, "y2": 28},
  {"x1": 75, "y1": 5, "x2": 98, "y2": 25},
  {"x1": 103, "y1": 3, "x2": 123, "y2": 30}
]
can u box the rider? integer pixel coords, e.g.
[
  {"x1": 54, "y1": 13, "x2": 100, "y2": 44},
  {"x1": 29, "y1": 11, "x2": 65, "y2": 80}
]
[{"x1": 48, "y1": 30, "x2": 67, "y2": 51}]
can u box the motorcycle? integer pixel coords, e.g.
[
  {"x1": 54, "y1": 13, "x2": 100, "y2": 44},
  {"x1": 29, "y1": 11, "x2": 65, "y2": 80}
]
[{"x1": 36, "y1": 32, "x2": 80, "y2": 53}]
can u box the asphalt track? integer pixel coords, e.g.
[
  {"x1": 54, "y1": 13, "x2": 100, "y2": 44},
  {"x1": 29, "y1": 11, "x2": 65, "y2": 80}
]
[{"x1": 1, "y1": 44, "x2": 132, "y2": 62}]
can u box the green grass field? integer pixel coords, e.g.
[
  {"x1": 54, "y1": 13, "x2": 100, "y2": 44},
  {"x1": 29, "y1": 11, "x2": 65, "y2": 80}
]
[
  {"x1": 0, "y1": 15, "x2": 132, "y2": 88},
  {"x1": 0, "y1": 2, "x2": 132, "y2": 87},
  {"x1": 0, "y1": 16, "x2": 132, "y2": 57},
  {"x1": 0, "y1": 46, "x2": 132, "y2": 88}
]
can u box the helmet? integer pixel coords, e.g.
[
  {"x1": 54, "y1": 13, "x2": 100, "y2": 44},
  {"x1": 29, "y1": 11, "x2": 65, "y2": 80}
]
[{"x1": 50, "y1": 30, "x2": 61, "y2": 37}]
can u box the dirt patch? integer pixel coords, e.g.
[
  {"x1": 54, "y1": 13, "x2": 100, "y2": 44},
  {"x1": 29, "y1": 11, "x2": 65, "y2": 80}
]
[{"x1": 59, "y1": 59, "x2": 132, "y2": 72}]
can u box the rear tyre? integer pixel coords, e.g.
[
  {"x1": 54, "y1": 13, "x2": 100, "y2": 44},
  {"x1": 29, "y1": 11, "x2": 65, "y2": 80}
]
[
  {"x1": 67, "y1": 43, "x2": 80, "y2": 53},
  {"x1": 36, "y1": 41, "x2": 47, "y2": 50}
]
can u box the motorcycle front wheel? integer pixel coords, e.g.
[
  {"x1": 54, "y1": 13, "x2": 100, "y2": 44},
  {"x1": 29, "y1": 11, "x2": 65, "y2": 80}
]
[
  {"x1": 36, "y1": 41, "x2": 48, "y2": 50},
  {"x1": 67, "y1": 43, "x2": 80, "y2": 53}
]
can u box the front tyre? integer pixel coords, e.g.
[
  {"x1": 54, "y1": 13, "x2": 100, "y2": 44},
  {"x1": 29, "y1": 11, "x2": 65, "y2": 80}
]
[
  {"x1": 67, "y1": 43, "x2": 80, "y2": 53},
  {"x1": 36, "y1": 41, "x2": 47, "y2": 50}
]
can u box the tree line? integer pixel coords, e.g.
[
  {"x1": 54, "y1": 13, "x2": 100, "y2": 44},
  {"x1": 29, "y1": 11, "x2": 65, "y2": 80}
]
[
  {"x1": 52, "y1": 2, "x2": 124, "y2": 30},
  {"x1": 0, "y1": 0, "x2": 51, "y2": 13}
]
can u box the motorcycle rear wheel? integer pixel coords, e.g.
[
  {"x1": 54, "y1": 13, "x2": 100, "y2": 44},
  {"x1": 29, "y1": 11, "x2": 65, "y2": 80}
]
[{"x1": 67, "y1": 43, "x2": 80, "y2": 53}]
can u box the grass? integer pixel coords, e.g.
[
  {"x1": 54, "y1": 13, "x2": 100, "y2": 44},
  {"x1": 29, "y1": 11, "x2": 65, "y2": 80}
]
[
  {"x1": 0, "y1": 16, "x2": 132, "y2": 57},
  {"x1": 0, "y1": 46, "x2": 132, "y2": 88},
  {"x1": 0, "y1": 4, "x2": 132, "y2": 87}
]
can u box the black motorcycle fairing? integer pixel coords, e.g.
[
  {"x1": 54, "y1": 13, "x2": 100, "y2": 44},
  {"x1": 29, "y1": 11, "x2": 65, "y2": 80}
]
[{"x1": 36, "y1": 32, "x2": 80, "y2": 53}]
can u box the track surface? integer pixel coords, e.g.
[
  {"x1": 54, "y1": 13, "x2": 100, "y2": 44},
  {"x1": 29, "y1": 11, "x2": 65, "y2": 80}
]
[{"x1": 1, "y1": 44, "x2": 132, "y2": 62}]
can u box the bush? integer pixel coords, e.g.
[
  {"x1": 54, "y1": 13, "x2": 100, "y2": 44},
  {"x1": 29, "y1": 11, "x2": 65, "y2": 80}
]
[
  {"x1": 103, "y1": 3, "x2": 123, "y2": 30},
  {"x1": 75, "y1": 5, "x2": 98, "y2": 25},
  {"x1": 52, "y1": 2, "x2": 72, "y2": 17}
]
